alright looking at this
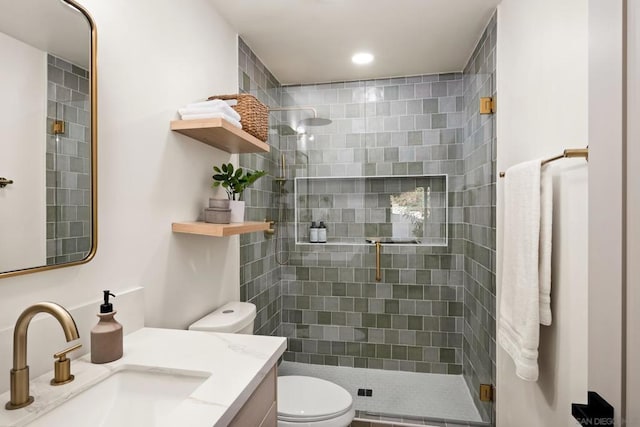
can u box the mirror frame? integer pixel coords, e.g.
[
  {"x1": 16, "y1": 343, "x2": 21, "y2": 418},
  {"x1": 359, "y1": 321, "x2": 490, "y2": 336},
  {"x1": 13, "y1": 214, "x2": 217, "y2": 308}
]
[{"x1": 1, "y1": 0, "x2": 97, "y2": 279}]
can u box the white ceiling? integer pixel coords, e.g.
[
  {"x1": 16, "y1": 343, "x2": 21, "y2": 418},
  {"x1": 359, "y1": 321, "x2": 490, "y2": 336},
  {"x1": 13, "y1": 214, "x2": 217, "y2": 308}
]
[
  {"x1": 210, "y1": 0, "x2": 501, "y2": 85},
  {"x1": 0, "y1": 0, "x2": 91, "y2": 69}
]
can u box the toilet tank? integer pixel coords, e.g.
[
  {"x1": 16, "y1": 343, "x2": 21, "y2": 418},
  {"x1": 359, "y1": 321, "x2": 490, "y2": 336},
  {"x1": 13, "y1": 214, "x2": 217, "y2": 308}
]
[{"x1": 188, "y1": 301, "x2": 256, "y2": 334}]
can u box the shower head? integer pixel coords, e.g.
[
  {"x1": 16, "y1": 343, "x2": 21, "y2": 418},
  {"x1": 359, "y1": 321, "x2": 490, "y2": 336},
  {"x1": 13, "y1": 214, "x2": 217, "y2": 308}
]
[
  {"x1": 269, "y1": 106, "x2": 332, "y2": 129},
  {"x1": 298, "y1": 117, "x2": 332, "y2": 126}
]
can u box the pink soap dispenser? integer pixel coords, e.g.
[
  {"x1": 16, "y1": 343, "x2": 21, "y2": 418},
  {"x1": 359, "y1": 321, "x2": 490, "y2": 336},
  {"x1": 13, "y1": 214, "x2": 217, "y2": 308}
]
[{"x1": 90, "y1": 290, "x2": 123, "y2": 364}]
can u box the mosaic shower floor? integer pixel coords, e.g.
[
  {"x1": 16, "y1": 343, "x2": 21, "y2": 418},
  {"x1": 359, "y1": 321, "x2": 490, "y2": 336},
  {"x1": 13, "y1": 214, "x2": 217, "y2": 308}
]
[{"x1": 278, "y1": 361, "x2": 487, "y2": 426}]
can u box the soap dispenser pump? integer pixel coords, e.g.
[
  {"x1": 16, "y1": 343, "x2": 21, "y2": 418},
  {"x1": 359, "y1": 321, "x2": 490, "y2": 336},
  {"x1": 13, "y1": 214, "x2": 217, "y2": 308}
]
[{"x1": 90, "y1": 290, "x2": 123, "y2": 364}]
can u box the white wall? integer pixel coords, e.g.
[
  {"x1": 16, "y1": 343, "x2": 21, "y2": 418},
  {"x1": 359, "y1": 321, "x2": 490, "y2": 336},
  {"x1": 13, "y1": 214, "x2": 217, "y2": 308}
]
[
  {"x1": 588, "y1": 1, "x2": 625, "y2": 424},
  {"x1": 0, "y1": 0, "x2": 241, "y2": 382},
  {"x1": 627, "y1": 0, "x2": 640, "y2": 424},
  {"x1": 0, "y1": 32, "x2": 46, "y2": 272},
  {"x1": 496, "y1": 1, "x2": 589, "y2": 426}
]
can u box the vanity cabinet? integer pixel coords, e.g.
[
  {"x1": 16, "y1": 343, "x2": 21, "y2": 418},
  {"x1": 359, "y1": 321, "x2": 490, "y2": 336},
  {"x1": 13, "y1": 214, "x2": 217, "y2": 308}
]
[{"x1": 229, "y1": 366, "x2": 277, "y2": 427}]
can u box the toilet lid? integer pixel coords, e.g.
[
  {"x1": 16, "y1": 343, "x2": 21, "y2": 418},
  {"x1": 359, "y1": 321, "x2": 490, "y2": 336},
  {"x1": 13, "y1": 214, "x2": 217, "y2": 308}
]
[
  {"x1": 188, "y1": 302, "x2": 256, "y2": 333},
  {"x1": 277, "y1": 376, "x2": 353, "y2": 422}
]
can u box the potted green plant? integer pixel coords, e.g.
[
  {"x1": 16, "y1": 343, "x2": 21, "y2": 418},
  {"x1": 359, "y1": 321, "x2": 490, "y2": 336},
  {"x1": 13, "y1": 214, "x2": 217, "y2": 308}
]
[{"x1": 212, "y1": 163, "x2": 266, "y2": 222}]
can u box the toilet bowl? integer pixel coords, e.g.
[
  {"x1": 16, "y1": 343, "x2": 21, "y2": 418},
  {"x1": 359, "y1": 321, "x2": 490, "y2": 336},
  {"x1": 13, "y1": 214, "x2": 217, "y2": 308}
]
[
  {"x1": 277, "y1": 375, "x2": 355, "y2": 427},
  {"x1": 189, "y1": 302, "x2": 355, "y2": 427}
]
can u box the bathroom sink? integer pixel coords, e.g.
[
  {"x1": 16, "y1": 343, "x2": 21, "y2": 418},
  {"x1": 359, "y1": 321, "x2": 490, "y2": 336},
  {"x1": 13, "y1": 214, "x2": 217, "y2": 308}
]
[{"x1": 27, "y1": 369, "x2": 208, "y2": 427}]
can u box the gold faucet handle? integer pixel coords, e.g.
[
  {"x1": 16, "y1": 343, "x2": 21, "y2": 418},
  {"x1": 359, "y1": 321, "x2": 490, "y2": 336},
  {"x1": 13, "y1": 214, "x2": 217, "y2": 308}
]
[
  {"x1": 54, "y1": 343, "x2": 82, "y2": 360},
  {"x1": 51, "y1": 343, "x2": 82, "y2": 386}
]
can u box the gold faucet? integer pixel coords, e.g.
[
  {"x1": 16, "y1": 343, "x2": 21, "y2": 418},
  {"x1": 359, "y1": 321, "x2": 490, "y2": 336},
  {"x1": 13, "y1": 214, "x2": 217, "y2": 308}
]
[{"x1": 6, "y1": 302, "x2": 79, "y2": 410}]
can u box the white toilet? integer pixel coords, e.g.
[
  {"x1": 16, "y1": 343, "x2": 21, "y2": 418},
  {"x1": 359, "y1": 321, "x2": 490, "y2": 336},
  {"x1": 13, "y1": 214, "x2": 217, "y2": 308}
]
[{"x1": 188, "y1": 302, "x2": 355, "y2": 427}]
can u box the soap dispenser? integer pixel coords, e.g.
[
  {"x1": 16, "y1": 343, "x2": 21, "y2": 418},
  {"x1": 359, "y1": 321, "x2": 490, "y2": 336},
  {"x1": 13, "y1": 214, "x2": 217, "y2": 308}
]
[{"x1": 91, "y1": 290, "x2": 123, "y2": 364}]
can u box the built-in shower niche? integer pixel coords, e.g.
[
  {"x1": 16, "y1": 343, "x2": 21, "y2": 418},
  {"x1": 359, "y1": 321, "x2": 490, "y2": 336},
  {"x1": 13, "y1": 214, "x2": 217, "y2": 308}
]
[{"x1": 294, "y1": 175, "x2": 448, "y2": 247}]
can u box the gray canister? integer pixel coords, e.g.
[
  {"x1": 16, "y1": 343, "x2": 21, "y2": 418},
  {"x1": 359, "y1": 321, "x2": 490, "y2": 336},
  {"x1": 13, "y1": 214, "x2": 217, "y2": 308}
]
[
  {"x1": 204, "y1": 208, "x2": 231, "y2": 224},
  {"x1": 209, "y1": 198, "x2": 230, "y2": 209}
]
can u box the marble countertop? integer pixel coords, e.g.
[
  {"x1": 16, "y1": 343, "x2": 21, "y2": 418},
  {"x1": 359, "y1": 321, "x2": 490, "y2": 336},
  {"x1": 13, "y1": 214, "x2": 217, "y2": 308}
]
[{"x1": 0, "y1": 328, "x2": 287, "y2": 427}]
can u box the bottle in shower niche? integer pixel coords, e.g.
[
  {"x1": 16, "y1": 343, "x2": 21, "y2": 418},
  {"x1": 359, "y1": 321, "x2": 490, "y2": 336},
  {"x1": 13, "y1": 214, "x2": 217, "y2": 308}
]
[
  {"x1": 318, "y1": 221, "x2": 327, "y2": 243},
  {"x1": 309, "y1": 221, "x2": 319, "y2": 243}
]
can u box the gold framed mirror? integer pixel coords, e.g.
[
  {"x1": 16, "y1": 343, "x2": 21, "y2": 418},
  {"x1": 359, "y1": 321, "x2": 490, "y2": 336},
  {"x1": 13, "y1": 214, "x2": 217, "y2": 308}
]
[{"x1": 0, "y1": 0, "x2": 97, "y2": 278}]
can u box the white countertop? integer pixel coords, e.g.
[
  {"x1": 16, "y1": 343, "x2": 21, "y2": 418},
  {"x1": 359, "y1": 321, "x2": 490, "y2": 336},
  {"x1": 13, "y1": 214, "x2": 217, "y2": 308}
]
[{"x1": 0, "y1": 328, "x2": 287, "y2": 427}]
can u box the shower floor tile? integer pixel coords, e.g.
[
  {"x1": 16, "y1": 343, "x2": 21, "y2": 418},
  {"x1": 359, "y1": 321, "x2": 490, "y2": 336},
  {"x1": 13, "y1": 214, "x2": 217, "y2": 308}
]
[{"x1": 278, "y1": 361, "x2": 485, "y2": 425}]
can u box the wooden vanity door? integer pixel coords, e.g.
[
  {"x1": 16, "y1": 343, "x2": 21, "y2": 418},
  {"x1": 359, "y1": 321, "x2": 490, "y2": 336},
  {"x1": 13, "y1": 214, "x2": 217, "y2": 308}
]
[{"x1": 229, "y1": 366, "x2": 277, "y2": 427}]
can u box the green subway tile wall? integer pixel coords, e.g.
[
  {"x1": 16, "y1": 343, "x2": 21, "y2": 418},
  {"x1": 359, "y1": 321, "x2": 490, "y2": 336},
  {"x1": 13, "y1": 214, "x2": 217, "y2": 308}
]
[
  {"x1": 238, "y1": 37, "x2": 283, "y2": 336},
  {"x1": 46, "y1": 54, "x2": 92, "y2": 264},
  {"x1": 277, "y1": 72, "x2": 467, "y2": 374}
]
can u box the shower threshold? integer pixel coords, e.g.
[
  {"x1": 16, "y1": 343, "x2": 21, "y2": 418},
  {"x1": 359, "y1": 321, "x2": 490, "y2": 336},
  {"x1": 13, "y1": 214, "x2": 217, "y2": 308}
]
[{"x1": 278, "y1": 361, "x2": 489, "y2": 427}]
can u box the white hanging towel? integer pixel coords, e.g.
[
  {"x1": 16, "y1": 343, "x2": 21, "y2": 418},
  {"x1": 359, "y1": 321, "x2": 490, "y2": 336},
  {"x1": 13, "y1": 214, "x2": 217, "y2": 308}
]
[
  {"x1": 498, "y1": 159, "x2": 553, "y2": 381},
  {"x1": 538, "y1": 167, "x2": 553, "y2": 326}
]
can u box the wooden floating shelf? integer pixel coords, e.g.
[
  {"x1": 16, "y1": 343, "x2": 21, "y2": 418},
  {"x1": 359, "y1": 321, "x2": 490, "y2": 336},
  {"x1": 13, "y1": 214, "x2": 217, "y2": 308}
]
[
  {"x1": 170, "y1": 118, "x2": 270, "y2": 153},
  {"x1": 172, "y1": 221, "x2": 270, "y2": 237}
]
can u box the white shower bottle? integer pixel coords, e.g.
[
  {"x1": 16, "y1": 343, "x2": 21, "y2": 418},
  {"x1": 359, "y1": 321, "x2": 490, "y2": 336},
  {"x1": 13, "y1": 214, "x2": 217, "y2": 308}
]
[{"x1": 309, "y1": 221, "x2": 319, "y2": 243}]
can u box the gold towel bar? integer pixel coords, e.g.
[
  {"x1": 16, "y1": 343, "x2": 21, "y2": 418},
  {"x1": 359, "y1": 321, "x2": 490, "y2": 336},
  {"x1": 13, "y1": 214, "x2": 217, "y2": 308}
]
[{"x1": 499, "y1": 147, "x2": 589, "y2": 178}]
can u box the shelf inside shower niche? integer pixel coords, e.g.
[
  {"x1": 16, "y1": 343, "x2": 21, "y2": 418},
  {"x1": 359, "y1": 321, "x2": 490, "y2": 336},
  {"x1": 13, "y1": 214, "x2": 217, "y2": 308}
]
[{"x1": 294, "y1": 175, "x2": 448, "y2": 247}]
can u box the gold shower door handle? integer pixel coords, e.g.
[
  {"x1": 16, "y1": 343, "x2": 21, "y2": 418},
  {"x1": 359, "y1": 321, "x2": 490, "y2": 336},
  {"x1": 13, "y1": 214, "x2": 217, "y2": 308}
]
[{"x1": 375, "y1": 241, "x2": 382, "y2": 282}]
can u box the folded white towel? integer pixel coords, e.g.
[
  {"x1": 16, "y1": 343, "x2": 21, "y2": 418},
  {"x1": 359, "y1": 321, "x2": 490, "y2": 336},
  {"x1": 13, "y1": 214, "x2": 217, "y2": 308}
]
[
  {"x1": 186, "y1": 99, "x2": 226, "y2": 109},
  {"x1": 539, "y1": 167, "x2": 553, "y2": 326},
  {"x1": 498, "y1": 159, "x2": 544, "y2": 381},
  {"x1": 178, "y1": 106, "x2": 241, "y2": 121},
  {"x1": 187, "y1": 99, "x2": 237, "y2": 107},
  {"x1": 181, "y1": 99, "x2": 241, "y2": 121},
  {"x1": 179, "y1": 112, "x2": 242, "y2": 128}
]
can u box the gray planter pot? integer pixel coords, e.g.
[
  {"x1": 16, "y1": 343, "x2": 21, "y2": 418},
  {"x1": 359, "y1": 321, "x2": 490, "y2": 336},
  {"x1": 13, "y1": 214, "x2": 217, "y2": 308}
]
[
  {"x1": 204, "y1": 208, "x2": 231, "y2": 224},
  {"x1": 209, "y1": 198, "x2": 230, "y2": 209}
]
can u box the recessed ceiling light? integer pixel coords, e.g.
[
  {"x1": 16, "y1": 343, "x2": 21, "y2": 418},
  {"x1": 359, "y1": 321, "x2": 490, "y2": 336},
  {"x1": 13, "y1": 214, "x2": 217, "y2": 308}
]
[{"x1": 352, "y1": 52, "x2": 374, "y2": 65}]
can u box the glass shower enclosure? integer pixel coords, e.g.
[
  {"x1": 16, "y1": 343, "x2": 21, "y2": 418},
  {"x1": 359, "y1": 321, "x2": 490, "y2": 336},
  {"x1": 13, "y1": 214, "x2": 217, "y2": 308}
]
[
  {"x1": 238, "y1": 12, "x2": 497, "y2": 426},
  {"x1": 274, "y1": 73, "x2": 495, "y2": 426}
]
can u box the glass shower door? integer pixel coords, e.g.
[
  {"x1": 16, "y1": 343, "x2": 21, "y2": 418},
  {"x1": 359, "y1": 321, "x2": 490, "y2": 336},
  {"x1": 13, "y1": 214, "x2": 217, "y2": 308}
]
[{"x1": 354, "y1": 49, "x2": 496, "y2": 425}]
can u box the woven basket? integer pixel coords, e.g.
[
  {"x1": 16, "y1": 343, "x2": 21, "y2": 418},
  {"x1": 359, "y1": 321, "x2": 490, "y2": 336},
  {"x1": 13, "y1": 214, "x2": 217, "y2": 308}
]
[{"x1": 208, "y1": 93, "x2": 268, "y2": 142}]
